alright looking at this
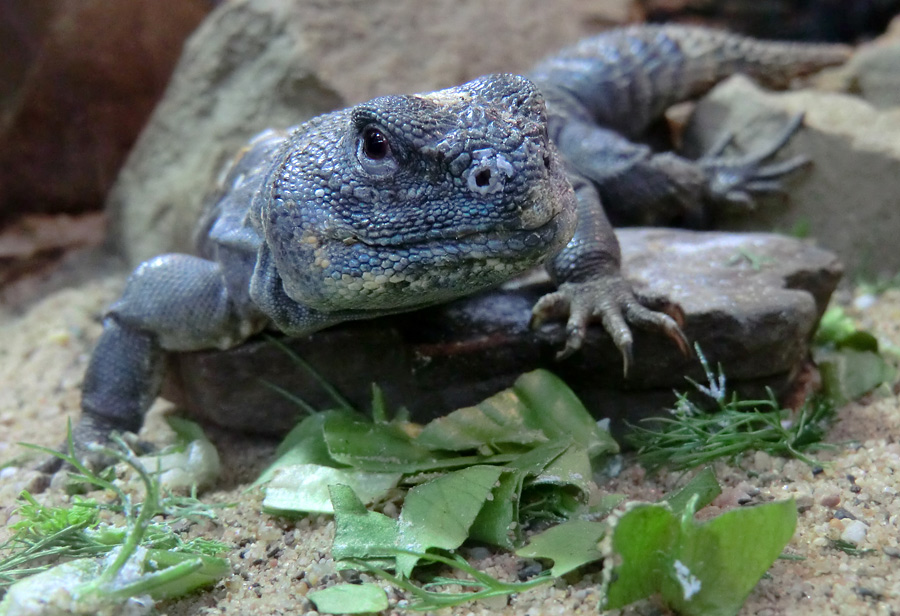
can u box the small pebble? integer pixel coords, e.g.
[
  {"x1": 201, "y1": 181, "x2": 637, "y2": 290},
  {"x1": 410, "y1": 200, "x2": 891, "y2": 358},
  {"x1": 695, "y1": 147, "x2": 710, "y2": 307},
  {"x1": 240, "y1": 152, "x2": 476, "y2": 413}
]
[
  {"x1": 883, "y1": 546, "x2": 900, "y2": 559},
  {"x1": 466, "y1": 546, "x2": 492, "y2": 560},
  {"x1": 841, "y1": 520, "x2": 869, "y2": 545},
  {"x1": 0, "y1": 467, "x2": 18, "y2": 479},
  {"x1": 820, "y1": 493, "x2": 841, "y2": 508},
  {"x1": 518, "y1": 560, "x2": 544, "y2": 580},
  {"x1": 834, "y1": 507, "x2": 857, "y2": 520},
  {"x1": 854, "y1": 586, "x2": 883, "y2": 601},
  {"x1": 795, "y1": 494, "x2": 814, "y2": 513},
  {"x1": 853, "y1": 293, "x2": 877, "y2": 310}
]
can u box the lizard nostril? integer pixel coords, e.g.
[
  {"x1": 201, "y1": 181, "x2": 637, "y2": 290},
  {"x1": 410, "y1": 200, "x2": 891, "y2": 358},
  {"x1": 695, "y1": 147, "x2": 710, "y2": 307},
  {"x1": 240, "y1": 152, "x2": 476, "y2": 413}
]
[
  {"x1": 474, "y1": 169, "x2": 492, "y2": 187},
  {"x1": 543, "y1": 153, "x2": 552, "y2": 170}
]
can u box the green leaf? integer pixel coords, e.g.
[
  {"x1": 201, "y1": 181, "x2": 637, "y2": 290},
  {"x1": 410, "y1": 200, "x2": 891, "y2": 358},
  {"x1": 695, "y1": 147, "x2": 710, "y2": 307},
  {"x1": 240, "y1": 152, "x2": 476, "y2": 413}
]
[
  {"x1": 515, "y1": 519, "x2": 606, "y2": 576},
  {"x1": 415, "y1": 390, "x2": 550, "y2": 451},
  {"x1": 395, "y1": 465, "x2": 505, "y2": 576},
  {"x1": 602, "y1": 504, "x2": 679, "y2": 608},
  {"x1": 601, "y1": 498, "x2": 798, "y2": 615},
  {"x1": 416, "y1": 370, "x2": 617, "y2": 460},
  {"x1": 510, "y1": 371, "x2": 619, "y2": 460},
  {"x1": 814, "y1": 307, "x2": 894, "y2": 404},
  {"x1": 262, "y1": 465, "x2": 400, "y2": 515},
  {"x1": 814, "y1": 307, "x2": 875, "y2": 350},
  {"x1": 514, "y1": 469, "x2": 719, "y2": 579},
  {"x1": 139, "y1": 550, "x2": 230, "y2": 600},
  {"x1": 467, "y1": 469, "x2": 522, "y2": 549},
  {"x1": 817, "y1": 348, "x2": 895, "y2": 404},
  {"x1": 528, "y1": 441, "x2": 593, "y2": 495},
  {"x1": 330, "y1": 484, "x2": 398, "y2": 565},
  {"x1": 308, "y1": 583, "x2": 389, "y2": 614},
  {"x1": 254, "y1": 411, "x2": 348, "y2": 487},
  {"x1": 324, "y1": 412, "x2": 447, "y2": 472},
  {"x1": 663, "y1": 467, "x2": 722, "y2": 516}
]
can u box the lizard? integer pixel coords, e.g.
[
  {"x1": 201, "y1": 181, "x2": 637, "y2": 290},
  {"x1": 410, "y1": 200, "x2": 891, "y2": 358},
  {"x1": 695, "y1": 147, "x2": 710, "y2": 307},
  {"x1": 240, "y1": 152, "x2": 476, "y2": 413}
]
[{"x1": 58, "y1": 24, "x2": 850, "y2": 468}]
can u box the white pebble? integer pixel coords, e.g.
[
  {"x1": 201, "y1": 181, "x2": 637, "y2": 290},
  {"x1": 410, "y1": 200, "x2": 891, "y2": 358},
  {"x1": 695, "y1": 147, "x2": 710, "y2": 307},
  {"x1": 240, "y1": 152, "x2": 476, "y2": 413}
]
[
  {"x1": 853, "y1": 293, "x2": 877, "y2": 311},
  {"x1": 841, "y1": 520, "x2": 869, "y2": 545}
]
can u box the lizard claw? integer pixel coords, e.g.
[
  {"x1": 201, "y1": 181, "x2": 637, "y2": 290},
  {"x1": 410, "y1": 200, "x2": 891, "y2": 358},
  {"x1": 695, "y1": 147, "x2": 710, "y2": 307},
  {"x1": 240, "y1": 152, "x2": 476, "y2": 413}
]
[{"x1": 530, "y1": 275, "x2": 689, "y2": 375}]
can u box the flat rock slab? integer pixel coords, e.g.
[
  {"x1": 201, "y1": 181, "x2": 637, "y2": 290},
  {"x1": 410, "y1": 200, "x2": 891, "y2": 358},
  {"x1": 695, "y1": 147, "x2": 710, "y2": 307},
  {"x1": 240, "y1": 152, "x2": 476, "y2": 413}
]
[{"x1": 164, "y1": 228, "x2": 842, "y2": 436}]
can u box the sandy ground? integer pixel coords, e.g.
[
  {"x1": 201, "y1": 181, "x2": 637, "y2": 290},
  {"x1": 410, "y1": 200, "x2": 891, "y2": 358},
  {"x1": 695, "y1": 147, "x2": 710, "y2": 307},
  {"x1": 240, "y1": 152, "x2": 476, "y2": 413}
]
[{"x1": 1, "y1": 249, "x2": 899, "y2": 615}]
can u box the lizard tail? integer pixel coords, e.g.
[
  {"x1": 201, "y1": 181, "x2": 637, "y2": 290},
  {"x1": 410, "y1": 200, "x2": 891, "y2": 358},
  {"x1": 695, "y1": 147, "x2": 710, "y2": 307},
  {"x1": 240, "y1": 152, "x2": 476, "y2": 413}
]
[
  {"x1": 695, "y1": 28, "x2": 853, "y2": 89},
  {"x1": 530, "y1": 25, "x2": 852, "y2": 138}
]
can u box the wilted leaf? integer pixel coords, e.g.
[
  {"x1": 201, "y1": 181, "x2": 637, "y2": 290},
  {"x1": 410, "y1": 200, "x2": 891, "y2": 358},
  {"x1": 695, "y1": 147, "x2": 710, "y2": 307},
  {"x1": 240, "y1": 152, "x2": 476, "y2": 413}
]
[
  {"x1": 308, "y1": 583, "x2": 389, "y2": 614},
  {"x1": 417, "y1": 370, "x2": 617, "y2": 460},
  {"x1": 262, "y1": 465, "x2": 400, "y2": 515},
  {"x1": 395, "y1": 465, "x2": 505, "y2": 576},
  {"x1": 516, "y1": 519, "x2": 606, "y2": 577}
]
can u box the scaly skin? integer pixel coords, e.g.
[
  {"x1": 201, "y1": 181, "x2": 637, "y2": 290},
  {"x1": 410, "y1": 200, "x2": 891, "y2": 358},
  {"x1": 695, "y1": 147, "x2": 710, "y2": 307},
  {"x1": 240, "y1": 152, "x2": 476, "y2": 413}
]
[{"x1": 59, "y1": 26, "x2": 850, "y2": 467}]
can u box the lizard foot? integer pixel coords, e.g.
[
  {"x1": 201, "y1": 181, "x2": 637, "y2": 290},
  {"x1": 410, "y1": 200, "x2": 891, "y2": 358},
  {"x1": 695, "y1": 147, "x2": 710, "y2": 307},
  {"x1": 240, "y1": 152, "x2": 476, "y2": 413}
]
[
  {"x1": 529, "y1": 275, "x2": 689, "y2": 374},
  {"x1": 35, "y1": 415, "x2": 145, "y2": 478},
  {"x1": 700, "y1": 112, "x2": 809, "y2": 210}
]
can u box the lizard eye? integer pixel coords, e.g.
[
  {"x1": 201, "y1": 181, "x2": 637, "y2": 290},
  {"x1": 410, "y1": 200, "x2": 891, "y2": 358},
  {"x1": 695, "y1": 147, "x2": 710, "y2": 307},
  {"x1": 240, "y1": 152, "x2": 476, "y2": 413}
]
[
  {"x1": 361, "y1": 127, "x2": 390, "y2": 160},
  {"x1": 356, "y1": 125, "x2": 399, "y2": 176}
]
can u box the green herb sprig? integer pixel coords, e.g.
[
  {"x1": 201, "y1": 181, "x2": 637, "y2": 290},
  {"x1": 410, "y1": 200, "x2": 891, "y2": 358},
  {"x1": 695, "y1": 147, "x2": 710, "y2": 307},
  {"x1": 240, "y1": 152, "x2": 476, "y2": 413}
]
[{"x1": 629, "y1": 345, "x2": 835, "y2": 472}]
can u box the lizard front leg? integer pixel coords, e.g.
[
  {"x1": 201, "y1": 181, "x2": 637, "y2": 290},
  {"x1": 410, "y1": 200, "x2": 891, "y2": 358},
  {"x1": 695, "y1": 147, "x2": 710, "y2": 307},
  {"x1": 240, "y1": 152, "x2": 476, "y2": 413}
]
[
  {"x1": 57, "y1": 254, "x2": 260, "y2": 470},
  {"x1": 531, "y1": 174, "x2": 688, "y2": 372}
]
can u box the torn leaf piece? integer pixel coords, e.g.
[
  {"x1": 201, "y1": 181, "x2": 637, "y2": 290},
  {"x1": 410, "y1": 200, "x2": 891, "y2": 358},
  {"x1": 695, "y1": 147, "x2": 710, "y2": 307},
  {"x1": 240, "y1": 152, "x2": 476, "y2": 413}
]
[
  {"x1": 395, "y1": 465, "x2": 505, "y2": 577},
  {"x1": 601, "y1": 497, "x2": 797, "y2": 615},
  {"x1": 417, "y1": 370, "x2": 618, "y2": 460},
  {"x1": 308, "y1": 583, "x2": 389, "y2": 614},
  {"x1": 330, "y1": 484, "x2": 398, "y2": 569},
  {"x1": 254, "y1": 411, "x2": 341, "y2": 487},
  {"x1": 663, "y1": 467, "x2": 722, "y2": 516},
  {"x1": 323, "y1": 412, "x2": 446, "y2": 472},
  {"x1": 262, "y1": 465, "x2": 400, "y2": 515},
  {"x1": 515, "y1": 519, "x2": 606, "y2": 577}
]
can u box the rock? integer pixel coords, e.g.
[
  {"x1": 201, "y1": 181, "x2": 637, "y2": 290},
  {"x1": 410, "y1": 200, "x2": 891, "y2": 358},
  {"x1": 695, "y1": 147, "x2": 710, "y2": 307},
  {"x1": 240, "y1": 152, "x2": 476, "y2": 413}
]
[
  {"x1": 840, "y1": 519, "x2": 869, "y2": 545},
  {"x1": 0, "y1": 0, "x2": 210, "y2": 224},
  {"x1": 820, "y1": 492, "x2": 842, "y2": 508},
  {"x1": 815, "y1": 43, "x2": 900, "y2": 109},
  {"x1": 106, "y1": 0, "x2": 632, "y2": 265},
  {"x1": 682, "y1": 75, "x2": 900, "y2": 277},
  {"x1": 163, "y1": 228, "x2": 841, "y2": 436}
]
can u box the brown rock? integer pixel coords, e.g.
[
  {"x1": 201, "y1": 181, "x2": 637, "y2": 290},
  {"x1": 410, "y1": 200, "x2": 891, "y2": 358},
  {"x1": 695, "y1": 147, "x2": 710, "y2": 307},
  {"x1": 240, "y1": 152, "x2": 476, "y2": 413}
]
[{"x1": 0, "y1": 0, "x2": 210, "y2": 224}]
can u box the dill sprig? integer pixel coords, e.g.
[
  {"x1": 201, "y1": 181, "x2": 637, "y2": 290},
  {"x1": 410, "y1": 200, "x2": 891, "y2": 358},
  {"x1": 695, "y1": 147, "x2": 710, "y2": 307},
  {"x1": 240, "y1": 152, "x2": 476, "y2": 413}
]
[
  {"x1": 629, "y1": 345, "x2": 836, "y2": 472},
  {"x1": 0, "y1": 427, "x2": 227, "y2": 597}
]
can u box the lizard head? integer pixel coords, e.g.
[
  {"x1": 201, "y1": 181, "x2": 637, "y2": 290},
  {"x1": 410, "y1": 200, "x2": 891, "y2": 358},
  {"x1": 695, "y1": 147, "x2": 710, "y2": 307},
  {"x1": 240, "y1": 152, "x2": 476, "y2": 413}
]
[{"x1": 261, "y1": 73, "x2": 576, "y2": 312}]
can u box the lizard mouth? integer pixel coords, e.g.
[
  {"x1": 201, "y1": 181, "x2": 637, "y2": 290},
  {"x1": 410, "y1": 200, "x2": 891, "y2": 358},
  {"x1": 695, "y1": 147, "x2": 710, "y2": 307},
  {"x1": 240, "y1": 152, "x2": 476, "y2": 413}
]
[{"x1": 336, "y1": 209, "x2": 566, "y2": 259}]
